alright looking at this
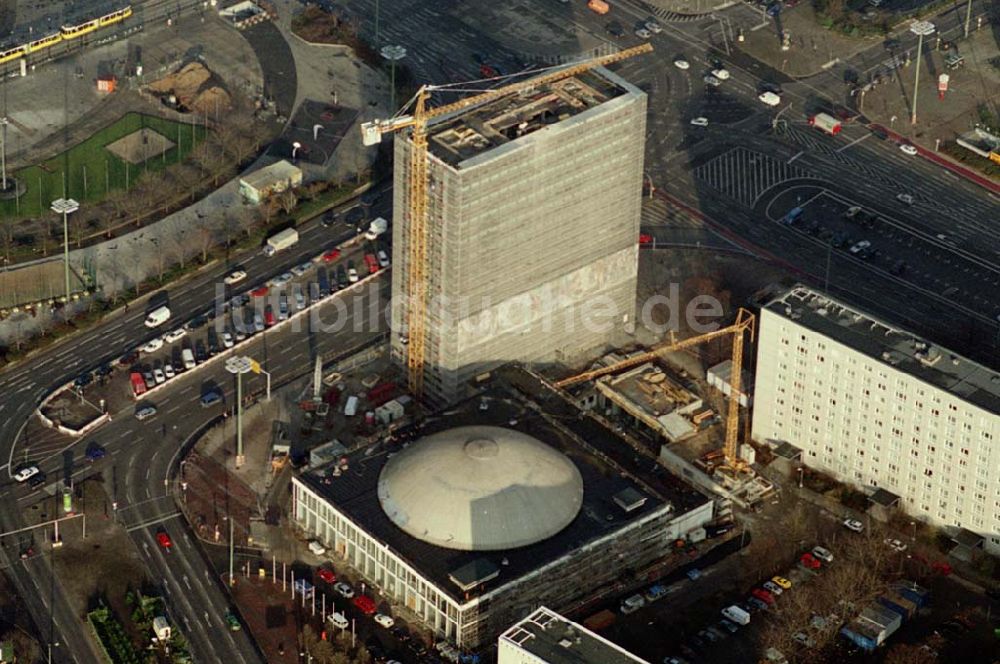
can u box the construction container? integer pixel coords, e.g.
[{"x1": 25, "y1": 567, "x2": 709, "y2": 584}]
[
  {"x1": 893, "y1": 581, "x2": 930, "y2": 607},
  {"x1": 861, "y1": 604, "x2": 901, "y2": 642},
  {"x1": 840, "y1": 618, "x2": 881, "y2": 652},
  {"x1": 878, "y1": 593, "x2": 917, "y2": 621}
]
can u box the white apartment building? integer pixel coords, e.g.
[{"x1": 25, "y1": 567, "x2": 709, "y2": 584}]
[
  {"x1": 752, "y1": 285, "x2": 1000, "y2": 554},
  {"x1": 498, "y1": 607, "x2": 649, "y2": 664}
]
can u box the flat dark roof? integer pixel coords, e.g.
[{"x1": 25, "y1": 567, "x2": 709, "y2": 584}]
[{"x1": 298, "y1": 366, "x2": 708, "y2": 603}]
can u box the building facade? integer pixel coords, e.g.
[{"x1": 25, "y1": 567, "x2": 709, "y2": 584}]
[
  {"x1": 751, "y1": 286, "x2": 1000, "y2": 553},
  {"x1": 390, "y1": 68, "x2": 646, "y2": 404}
]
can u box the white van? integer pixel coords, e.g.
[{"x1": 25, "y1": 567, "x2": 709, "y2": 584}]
[
  {"x1": 181, "y1": 348, "x2": 196, "y2": 370},
  {"x1": 308, "y1": 540, "x2": 326, "y2": 555},
  {"x1": 722, "y1": 605, "x2": 751, "y2": 626},
  {"x1": 144, "y1": 306, "x2": 171, "y2": 328},
  {"x1": 328, "y1": 612, "x2": 349, "y2": 630},
  {"x1": 344, "y1": 395, "x2": 359, "y2": 417}
]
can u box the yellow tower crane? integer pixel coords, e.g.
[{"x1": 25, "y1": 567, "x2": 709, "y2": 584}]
[
  {"x1": 554, "y1": 308, "x2": 756, "y2": 474},
  {"x1": 359, "y1": 43, "x2": 654, "y2": 398}
]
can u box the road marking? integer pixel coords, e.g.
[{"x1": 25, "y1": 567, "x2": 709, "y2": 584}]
[
  {"x1": 835, "y1": 133, "x2": 871, "y2": 153},
  {"x1": 788, "y1": 151, "x2": 803, "y2": 164}
]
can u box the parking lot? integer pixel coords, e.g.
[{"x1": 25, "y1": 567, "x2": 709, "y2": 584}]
[{"x1": 759, "y1": 182, "x2": 1000, "y2": 323}]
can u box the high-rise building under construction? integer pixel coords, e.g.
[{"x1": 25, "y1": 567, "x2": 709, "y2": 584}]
[{"x1": 390, "y1": 67, "x2": 647, "y2": 404}]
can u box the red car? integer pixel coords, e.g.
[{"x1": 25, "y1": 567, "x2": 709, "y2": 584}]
[
  {"x1": 800, "y1": 552, "x2": 821, "y2": 569},
  {"x1": 317, "y1": 568, "x2": 336, "y2": 584},
  {"x1": 156, "y1": 532, "x2": 172, "y2": 549},
  {"x1": 480, "y1": 64, "x2": 498, "y2": 78},
  {"x1": 322, "y1": 249, "x2": 341, "y2": 263},
  {"x1": 264, "y1": 308, "x2": 276, "y2": 327},
  {"x1": 251, "y1": 286, "x2": 269, "y2": 297},
  {"x1": 352, "y1": 595, "x2": 377, "y2": 615},
  {"x1": 751, "y1": 588, "x2": 775, "y2": 605},
  {"x1": 639, "y1": 233, "x2": 654, "y2": 246},
  {"x1": 364, "y1": 254, "x2": 379, "y2": 274}
]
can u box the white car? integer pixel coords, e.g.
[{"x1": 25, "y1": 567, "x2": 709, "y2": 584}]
[
  {"x1": 377, "y1": 250, "x2": 390, "y2": 268},
  {"x1": 690, "y1": 117, "x2": 709, "y2": 127},
  {"x1": 294, "y1": 292, "x2": 306, "y2": 310},
  {"x1": 635, "y1": 27, "x2": 651, "y2": 39},
  {"x1": 222, "y1": 332, "x2": 234, "y2": 349},
  {"x1": 348, "y1": 267, "x2": 359, "y2": 283},
  {"x1": 291, "y1": 262, "x2": 312, "y2": 277},
  {"x1": 703, "y1": 75, "x2": 721, "y2": 87},
  {"x1": 896, "y1": 193, "x2": 914, "y2": 205},
  {"x1": 328, "y1": 612, "x2": 349, "y2": 629},
  {"x1": 645, "y1": 19, "x2": 662, "y2": 33},
  {"x1": 223, "y1": 270, "x2": 247, "y2": 285},
  {"x1": 758, "y1": 91, "x2": 781, "y2": 106},
  {"x1": 711, "y1": 68, "x2": 730, "y2": 80},
  {"x1": 164, "y1": 363, "x2": 176, "y2": 379},
  {"x1": 842, "y1": 518, "x2": 864, "y2": 533},
  {"x1": 141, "y1": 338, "x2": 164, "y2": 354},
  {"x1": 762, "y1": 581, "x2": 784, "y2": 595},
  {"x1": 334, "y1": 582, "x2": 354, "y2": 598},
  {"x1": 884, "y1": 538, "x2": 908, "y2": 552},
  {"x1": 899, "y1": 143, "x2": 918, "y2": 156},
  {"x1": 163, "y1": 328, "x2": 186, "y2": 344},
  {"x1": 153, "y1": 368, "x2": 166, "y2": 384},
  {"x1": 135, "y1": 405, "x2": 158, "y2": 421},
  {"x1": 374, "y1": 614, "x2": 395, "y2": 629},
  {"x1": 811, "y1": 546, "x2": 834, "y2": 563},
  {"x1": 849, "y1": 240, "x2": 871, "y2": 254},
  {"x1": 674, "y1": 58, "x2": 690, "y2": 70},
  {"x1": 14, "y1": 466, "x2": 40, "y2": 482}
]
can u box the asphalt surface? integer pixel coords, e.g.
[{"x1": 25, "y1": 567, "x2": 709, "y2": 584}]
[{"x1": 0, "y1": 183, "x2": 391, "y2": 663}]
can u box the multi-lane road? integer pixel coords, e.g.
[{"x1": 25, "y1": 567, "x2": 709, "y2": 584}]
[{"x1": 0, "y1": 186, "x2": 391, "y2": 663}]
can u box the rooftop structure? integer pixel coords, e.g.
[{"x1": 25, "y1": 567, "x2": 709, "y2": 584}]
[
  {"x1": 498, "y1": 606, "x2": 650, "y2": 664},
  {"x1": 594, "y1": 362, "x2": 703, "y2": 442},
  {"x1": 293, "y1": 365, "x2": 713, "y2": 648},
  {"x1": 377, "y1": 425, "x2": 584, "y2": 551},
  {"x1": 764, "y1": 285, "x2": 1000, "y2": 413},
  {"x1": 391, "y1": 66, "x2": 646, "y2": 405},
  {"x1": 427, "y1": 71, "x2": 627, "y2": 166},
  {"x1": 238, "y1": 160, "x2": 303, "y2": 204}
]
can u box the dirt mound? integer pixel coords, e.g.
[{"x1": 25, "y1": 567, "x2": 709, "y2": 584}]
[{"x1": 147, "y1": 62, "x2": 231, "y2": 114}]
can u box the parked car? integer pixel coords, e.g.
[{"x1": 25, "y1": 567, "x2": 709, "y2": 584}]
[
  {"x1": 772, "y1": 575, "x2": 792, "y2": 589},
  {"x1": 842, "y1": 518, "x2": 864, "y2": 533},
  {"x1": 884, "y1": 538, "x2": 908, "y2": 552},
  {"x1": 328, "y1": 612, "x2": 349, "y2": 629},
  {"x1": 896, "y1": 193, "x2": 914, "y2": 205},
  {"x1": 352, "y1": 595, "x2": 377, "y2": 616},
  {"x1": 645, "y1": 19, "x2": 662, "y2": 33},
  {"x1": 690, "y1": 117, "x2": 709, "y2": 127},
  {"x1": 374, "y1": 613, "x2": 395, "y2": 628},
  {"x1": 711, "y1": 68, "x2": 730, "y2": 80},
  {"x1": 141, "y1": 338, "x2": 164, "y2": 354},
  {"x1": 703, "y1": 75, "x2": 721, "y2": 87},
  {"x1": 763, "y1": 580, "x2": 784, "y2": 595},
  {"x1": 635, "y1": 27, "x2": 651, "y2": 38},
  {"x1": 606, "y1": 21, "x2": 625, "y2": 37},
  {"x1": 751, "y1": 588, "x2": 775, "y2": 605},
  {"x1": 224, "y1": 270, "x2": 247, "y2": 285},
  {"x1": 85, "y1": 443, "x2": 106, "y2": 462},
  {"x1": 620, "y1": 594, "x2": 646, "y2": 614},
  {"x1": 811, "y1": 546, "x2": 834, "y2": 563},
  {"x1": 222, "y1": 332, "x2": 234, "y2": 348},
  {"x1": 334, "y1": 582, "x2": 354, "y2": 598},
  {"x1": 674, "y1": 58, "x2": 690, "y2": 70},
  {"x1": 14, "y1": 466, "x2": 40, "y2": 482},
  {"x1": 316, "y1": 568, "x2": 336, "y2": 584},
  {"x1": 163, "y1": 363, "x2": 176, "y2": 379},
  {"x1": 156, "y1": 531, "x2": 172, "y2": 549},
  {"x1": 899, "y1": 143, "x2": 918, "y2": 156}
]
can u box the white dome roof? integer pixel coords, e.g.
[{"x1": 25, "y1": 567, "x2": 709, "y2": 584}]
[{"x1": 377, "y1": 426, "x2": 583, "y2": 551}]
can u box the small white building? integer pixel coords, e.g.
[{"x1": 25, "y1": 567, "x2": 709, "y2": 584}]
[
  {"x1": 238, "y1": 160, "x2": 303, "y2": 204},
  {"x1": 152, "y1": 616, "x2": 171, "y2": 641}
]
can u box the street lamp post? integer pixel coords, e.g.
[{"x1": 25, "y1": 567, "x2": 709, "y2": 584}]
[
  {"x1": 1, "y1": 116, "x2": 8, "y2": 191},
  {"x1": 380, "y1": 45, "x2": 407, "y2": 113},
  {"x1": 643, "y1": 172, "x2": 655, "y2": 199},
  {"x1": 225, "y1": 356, "x2": 253, "y2": 468},
  {"x1": 50, "y1": 198, "x2": 79, "y2": 305},
  {"x1": 909, "y1": 21, "x2": 936, "y2": 125}
]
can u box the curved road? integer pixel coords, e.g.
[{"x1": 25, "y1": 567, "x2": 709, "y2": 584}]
[{"x1": 0, "y1": 184, "x2": 391, "y2": 663}]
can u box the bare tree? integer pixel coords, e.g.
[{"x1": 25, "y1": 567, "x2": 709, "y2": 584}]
[
  {"x1": 278, "y1": 189, "x2": 298, "y2": 215},
  {"x1": 884, "y1": 643, "x2": 938, "y2": 664},
  {"x1": 197, "y1": 226, "x2": 215, "y2": 264}
]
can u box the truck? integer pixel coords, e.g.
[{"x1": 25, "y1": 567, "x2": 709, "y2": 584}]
[
  {"x1": 722, "y1": 605, "x2": 751, "y2": 626},
  {"x1": 130, "y1": 372, "x2": 147, "y2": 398},
  {"x1": 364, "y1": 217, "x2": 388, "y2": 241},
  {"x1": 144, "y1": 305, "x2": 171, "y2": 328},
  {"x1": 263, "y1": 228, "x2": 299, "y2": 257},
  {"x1": 809, "y1": 113, "x2": 842, "y2": 136},
  {"x1": 588, "y1": 0, "x2": 610, "y2": 13}
]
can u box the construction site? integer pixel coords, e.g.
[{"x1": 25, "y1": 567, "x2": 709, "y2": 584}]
[{"x1": 363, "y1": 45, "x2": 652, "y2": 406}]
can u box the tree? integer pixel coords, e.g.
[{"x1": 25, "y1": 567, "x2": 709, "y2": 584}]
[
  {"x1": 278, "y1": 189, "x2": 298, "y2": 215},
  {"x1": 884, "y1": 643, "x2": 938, "y2": 664},
  {"x1": 197, "y1": 226, "x2": 215, "y2": 264}
]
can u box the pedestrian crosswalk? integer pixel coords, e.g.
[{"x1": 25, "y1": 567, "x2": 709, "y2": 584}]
[
  {"x1": 693, "y1": 147, "x2": 807, "y2": 207},
  {"x1": 641, "y1": 194, "x2": 703, "y2": 227},
  {"x1": 634, "y1": 0, "x2": 710, "y2": 22}
]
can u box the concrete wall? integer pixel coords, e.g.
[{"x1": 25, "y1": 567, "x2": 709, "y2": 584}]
[{"x1": 391, "y1": 70, "x2": 646, "y2": 404}]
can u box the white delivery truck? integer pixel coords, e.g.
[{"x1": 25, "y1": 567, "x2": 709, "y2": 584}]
[
  {"x1": 263, "y1": 228, "x2": 299, "y2": 257},
  {"x1": 344, "y1": 395, "x2": 359, "y2": 417},
  {"x1": 722, "y1": 605, "x2": 751, "y2": 626},
  {"x1": 144, "y1": 306, "x2": 171, "y2": 328},
  {"x1": 364, "y1": 217, "x2": 388, "y2": 241}
]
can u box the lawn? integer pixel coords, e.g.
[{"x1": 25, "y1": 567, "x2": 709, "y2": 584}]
[{"x1": 1, "y1": 112, "x2": 208, "y2": 218}]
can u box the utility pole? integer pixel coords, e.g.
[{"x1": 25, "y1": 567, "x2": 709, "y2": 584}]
[
  {"x1": 910, "y1": 21, "x2": 936, "y2": 125},
  {"x1": 964, "y1": 0, "x2": 973, "y2": 38}
]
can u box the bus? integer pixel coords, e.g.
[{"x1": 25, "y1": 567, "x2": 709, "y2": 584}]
[{"x1": 783, "y1": 207, "x2": 803, "y2": 225}]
